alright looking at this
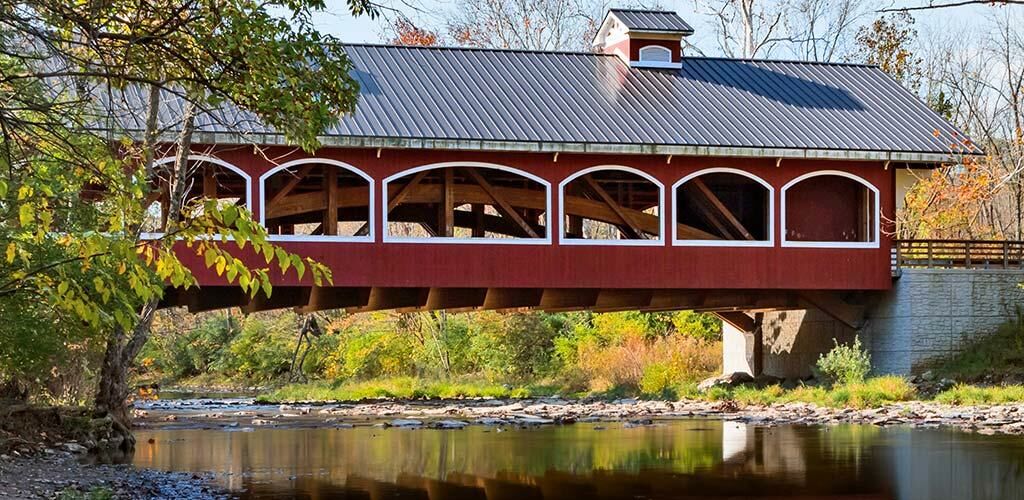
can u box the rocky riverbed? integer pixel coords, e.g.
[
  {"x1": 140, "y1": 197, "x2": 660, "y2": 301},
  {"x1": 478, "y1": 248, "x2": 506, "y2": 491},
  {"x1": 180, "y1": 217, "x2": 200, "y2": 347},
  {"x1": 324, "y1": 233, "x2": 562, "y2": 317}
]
[{"x1": 134, "y1": 396, "x2": 1024, "y2": 436}]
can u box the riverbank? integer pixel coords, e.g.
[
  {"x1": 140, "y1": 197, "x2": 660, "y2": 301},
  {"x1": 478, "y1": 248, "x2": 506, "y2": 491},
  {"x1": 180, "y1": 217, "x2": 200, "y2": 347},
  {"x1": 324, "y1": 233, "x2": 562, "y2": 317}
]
[
  {"x1": 134, "y1": 394, "x2": 1024, "y2": 437},
  {"x1": 0, "y1": 452, "x2": 226, "y2": 499}
]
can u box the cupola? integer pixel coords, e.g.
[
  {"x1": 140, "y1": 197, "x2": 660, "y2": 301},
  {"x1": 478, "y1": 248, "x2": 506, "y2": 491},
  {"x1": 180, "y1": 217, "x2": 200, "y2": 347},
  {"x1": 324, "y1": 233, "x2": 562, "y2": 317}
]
[{"x1": 592, "y1": 9, "x2": 693, "y2": 69}]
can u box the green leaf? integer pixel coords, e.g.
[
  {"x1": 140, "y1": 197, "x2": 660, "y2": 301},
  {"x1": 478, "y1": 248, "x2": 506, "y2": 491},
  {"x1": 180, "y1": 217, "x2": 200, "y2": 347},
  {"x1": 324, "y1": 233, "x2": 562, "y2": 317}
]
[
  {"x1": 292, "y1": 255, "x2": 306, "y2": 280},
  {"x1": 222, "y1": 205, "x2": 238, "y2": 226}
]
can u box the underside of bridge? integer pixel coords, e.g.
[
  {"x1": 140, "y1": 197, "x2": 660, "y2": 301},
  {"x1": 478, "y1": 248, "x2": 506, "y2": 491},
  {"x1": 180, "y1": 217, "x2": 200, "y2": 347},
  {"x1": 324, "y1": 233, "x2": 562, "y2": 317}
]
[{"x1": 161, "y1": 286, "x2": 869, "y2": 334}]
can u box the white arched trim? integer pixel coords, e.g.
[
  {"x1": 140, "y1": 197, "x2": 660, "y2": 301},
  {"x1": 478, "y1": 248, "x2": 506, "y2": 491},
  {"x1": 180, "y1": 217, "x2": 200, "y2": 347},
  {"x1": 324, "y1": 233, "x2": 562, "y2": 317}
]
[
  {"x1": 780, "y1": 170, "x2": 880, "y2": 249},
  {"x1": 639, "y1": 45, "x2": 672, "y2": 62},
  {"x1": 382, "y1": 161, "x2": 552, "y2": 245},
  {"x1": 141, "y1": 155, "x2": 253, "y2": 240},
  {"x1": 558, "y1": 165, "x2": 665, "y2": 247},
  {"x1": 259, "y1": 158, "x2": 375, "y2": 242},
  {"x1": 672, "y1": 168, "x2": 775, "y2": 248}
]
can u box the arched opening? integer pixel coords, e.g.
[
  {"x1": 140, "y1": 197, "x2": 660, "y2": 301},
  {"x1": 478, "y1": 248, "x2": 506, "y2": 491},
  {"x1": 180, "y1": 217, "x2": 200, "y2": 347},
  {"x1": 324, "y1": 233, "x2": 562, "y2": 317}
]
[
  {"x1": 560, "y1": 167, "x2": 662, "y2": 243},
  {"x1": 261, "y1": 159, "x2": 372, "y2": 240},
  {"x1": 141, "y1": 155, "x2": 250, "y2": 234},
  {"x1": 783, "y1": 171, "x2": 878, "y2": 246},
  {"x1": 384, "y1": 163, "x2": 549, "y2": 242},
  {"x1": 674, "y1": 169, "x2": 772, "y2": 245}
]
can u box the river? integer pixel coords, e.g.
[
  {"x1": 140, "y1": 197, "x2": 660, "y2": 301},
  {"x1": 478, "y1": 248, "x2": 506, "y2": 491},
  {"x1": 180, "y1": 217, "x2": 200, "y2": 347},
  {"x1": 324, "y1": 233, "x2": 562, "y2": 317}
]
[{"x1": 130, "y1": 398, "x2": 1024, "y2": 500}]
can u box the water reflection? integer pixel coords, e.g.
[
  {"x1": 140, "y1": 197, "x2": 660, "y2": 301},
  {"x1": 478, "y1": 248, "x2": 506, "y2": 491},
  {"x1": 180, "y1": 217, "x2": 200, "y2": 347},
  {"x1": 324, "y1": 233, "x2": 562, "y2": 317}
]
[{"x1": 132, "y1": 420, "x2": 1024, "y2": 499}]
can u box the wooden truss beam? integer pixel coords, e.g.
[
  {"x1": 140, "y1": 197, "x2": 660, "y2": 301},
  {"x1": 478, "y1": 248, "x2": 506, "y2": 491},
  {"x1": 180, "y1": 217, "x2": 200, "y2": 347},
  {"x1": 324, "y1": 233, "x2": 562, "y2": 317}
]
[
  {"x1": 462, "y1": 168, "x2": 539, "y2": 238},
  {"x1": 387, "y1": 170, "x2": 430, "y2": 212},
  {"x1": 267, "y1": 164, "x2": 315, "y2": 208},
  {"x1": 580, "y1": 174, "x2": 645, "y2": 239},
  {"x1": 688, "y1": 179, "x2": 753, "y2": 241}
]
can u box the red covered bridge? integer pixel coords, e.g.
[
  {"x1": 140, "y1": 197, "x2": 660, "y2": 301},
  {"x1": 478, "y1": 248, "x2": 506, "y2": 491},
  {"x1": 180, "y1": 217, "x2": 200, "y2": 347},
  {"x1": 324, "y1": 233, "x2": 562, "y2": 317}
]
[{"x1": 120, "y1": 9, "x2": 972, "y2": 330}]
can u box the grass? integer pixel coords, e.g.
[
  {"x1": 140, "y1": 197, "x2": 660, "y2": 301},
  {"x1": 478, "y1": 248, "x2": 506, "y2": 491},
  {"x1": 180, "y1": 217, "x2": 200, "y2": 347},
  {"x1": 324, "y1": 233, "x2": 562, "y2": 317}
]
[
  {"x1": 259, "y1": 375, "x2": 924, "y2": 409},
  {"x1": 934, "y1": 384, "x2": 1024, "y2": 405},
  {"x1": 702, "y1": 376, "x2": 917, "y2": 409},
  {"x1": 258, "y1": 376, "x2": 562, "y2": 403}
]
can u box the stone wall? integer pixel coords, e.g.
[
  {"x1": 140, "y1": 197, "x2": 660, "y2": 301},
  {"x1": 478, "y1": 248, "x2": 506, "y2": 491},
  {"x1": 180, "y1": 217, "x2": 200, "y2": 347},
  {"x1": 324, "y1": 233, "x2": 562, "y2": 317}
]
[{"x1": 723, "y1": 268, "x2": 1024, "y2": 378}]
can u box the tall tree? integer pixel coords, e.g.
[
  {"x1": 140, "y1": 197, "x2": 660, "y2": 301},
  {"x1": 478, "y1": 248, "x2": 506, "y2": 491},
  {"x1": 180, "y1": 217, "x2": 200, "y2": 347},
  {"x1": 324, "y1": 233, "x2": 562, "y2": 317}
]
[{"x1": 1, "y1": 0, "x2": 374, "y2": 446}]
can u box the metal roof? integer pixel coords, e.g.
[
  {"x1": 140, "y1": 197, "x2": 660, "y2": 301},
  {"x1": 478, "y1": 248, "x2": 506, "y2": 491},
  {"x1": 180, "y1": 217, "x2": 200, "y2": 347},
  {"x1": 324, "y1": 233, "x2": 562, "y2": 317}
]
[
  {"x1": 110, "y1": 44, "x2": 974, "y2": 163},
  {"x1": 608, "y1": 9, "x2": 694, "y2": 34}
]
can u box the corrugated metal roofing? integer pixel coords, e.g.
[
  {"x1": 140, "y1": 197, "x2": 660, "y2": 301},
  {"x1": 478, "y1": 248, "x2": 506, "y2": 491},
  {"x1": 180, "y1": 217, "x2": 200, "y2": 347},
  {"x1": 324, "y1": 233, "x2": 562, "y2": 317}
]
[
  {"x1": 608, "y1": 9, "x2": 694, "y2": 34},
  {"x1": 109, "y1": 44, "x2": 973, "y2": 162}
]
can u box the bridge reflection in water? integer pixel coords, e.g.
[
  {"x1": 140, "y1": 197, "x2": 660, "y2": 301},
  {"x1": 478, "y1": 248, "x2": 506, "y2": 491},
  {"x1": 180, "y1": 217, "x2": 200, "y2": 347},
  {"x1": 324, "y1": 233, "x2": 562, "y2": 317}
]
[{"x1": 132, "y1": 420, "x2": 1024, "y2": 500}]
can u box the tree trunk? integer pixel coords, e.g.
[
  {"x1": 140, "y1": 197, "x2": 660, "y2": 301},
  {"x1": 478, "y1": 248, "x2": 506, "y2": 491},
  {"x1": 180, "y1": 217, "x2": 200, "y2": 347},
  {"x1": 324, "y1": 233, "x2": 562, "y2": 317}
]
[{"x1": 93, "y1": 85, "x2": 197, "y2": 453}]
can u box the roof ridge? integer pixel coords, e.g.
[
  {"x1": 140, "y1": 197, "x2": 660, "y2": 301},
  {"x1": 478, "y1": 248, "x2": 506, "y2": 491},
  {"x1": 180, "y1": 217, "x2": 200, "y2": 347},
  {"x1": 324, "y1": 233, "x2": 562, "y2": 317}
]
[
  {"x1": 609, "y1": 8, "x2": 679, "y2": 13},
  {"x1": 346, "y1": 44, "x2": 880, "y2": 69},
  {"x1": 343, "y1": 42, "x2": 609, "y2": 57},
  {"x1": 681, "y1": 55, "x2": 879, "y2": 69}
]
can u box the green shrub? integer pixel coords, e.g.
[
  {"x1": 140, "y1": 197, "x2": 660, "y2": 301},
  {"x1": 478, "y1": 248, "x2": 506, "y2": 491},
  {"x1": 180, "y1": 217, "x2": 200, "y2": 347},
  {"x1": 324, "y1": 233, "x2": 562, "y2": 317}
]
[
  {"x1": 670, "y1": 311, "x2": 722, "y2": 341},
  {"x1": 816, "y1": 336, "x2": 871, "y2": 385},
  {"x1": 469, "y1": 312, "x2": 563, "y2": 382},
  {"x1": 639, "y1": 362, "x2": 675, "y2": 398},
  {"x1": 219, "y1": 313, "x2": 299, "y2": 382}
]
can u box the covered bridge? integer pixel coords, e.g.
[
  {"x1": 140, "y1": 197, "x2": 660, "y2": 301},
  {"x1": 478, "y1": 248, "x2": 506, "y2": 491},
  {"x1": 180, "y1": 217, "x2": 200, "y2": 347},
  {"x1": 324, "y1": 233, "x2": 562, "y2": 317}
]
[{"x1": 118, "y1": 10, "x2": 971, "y2": 346}]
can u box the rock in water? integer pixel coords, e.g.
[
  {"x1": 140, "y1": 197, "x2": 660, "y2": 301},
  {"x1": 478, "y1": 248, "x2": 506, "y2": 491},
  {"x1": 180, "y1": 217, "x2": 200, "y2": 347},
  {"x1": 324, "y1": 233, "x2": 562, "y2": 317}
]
[
  {"x1": 388, "y1": 419, "x2": 423, "y2": 428},
  {"x1": 430, "y1": 420, "x2": 469, "y2": 429},
  {"x1": 698, "y1": 372, "x2": 755, "y2": 393}
]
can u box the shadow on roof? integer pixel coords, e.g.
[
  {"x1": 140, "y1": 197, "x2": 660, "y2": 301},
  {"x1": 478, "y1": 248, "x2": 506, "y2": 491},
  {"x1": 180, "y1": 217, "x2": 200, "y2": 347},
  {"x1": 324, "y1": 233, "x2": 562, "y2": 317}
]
[{"x1": 678, "y1": 59, "x2": 866, "y2": 112}]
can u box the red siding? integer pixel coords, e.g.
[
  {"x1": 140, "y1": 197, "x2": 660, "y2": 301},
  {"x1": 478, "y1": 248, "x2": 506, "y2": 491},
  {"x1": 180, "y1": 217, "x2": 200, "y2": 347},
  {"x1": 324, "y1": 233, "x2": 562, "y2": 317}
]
[
  {"x1": 786, "y1": 175, "x2": 869, "y2": 242},
  {"x1": 629, "y1": 38, "x2": 681, "y2": 63},
  {"x1": 177, "y1": 147, "x2": 895, "y2": 291}
]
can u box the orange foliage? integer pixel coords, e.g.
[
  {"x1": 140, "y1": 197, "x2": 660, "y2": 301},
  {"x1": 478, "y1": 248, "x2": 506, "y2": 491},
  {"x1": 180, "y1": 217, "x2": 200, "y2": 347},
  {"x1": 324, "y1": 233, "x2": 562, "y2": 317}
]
[{"x1": 389, "y1": 17, "x2": 440, "y2": 47}]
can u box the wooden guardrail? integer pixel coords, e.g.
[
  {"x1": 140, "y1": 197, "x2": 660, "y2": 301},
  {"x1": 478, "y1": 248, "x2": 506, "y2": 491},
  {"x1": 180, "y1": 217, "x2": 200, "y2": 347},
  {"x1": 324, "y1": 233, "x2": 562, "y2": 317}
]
[{"x1": 893, "y1": 239, "x2": 1024, "y2": 272}]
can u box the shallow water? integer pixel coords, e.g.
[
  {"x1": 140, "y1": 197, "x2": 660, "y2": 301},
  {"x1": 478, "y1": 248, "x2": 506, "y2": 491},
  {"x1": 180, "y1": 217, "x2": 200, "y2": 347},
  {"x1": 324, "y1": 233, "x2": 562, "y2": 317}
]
[{"x1": 132, "y1": 418, "x2": 1024, "y2": 500}]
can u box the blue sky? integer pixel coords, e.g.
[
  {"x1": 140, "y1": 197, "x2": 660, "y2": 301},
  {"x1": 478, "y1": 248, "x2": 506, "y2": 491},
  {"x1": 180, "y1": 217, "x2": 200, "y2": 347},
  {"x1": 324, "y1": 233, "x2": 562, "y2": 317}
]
[{"x1": 309, "y1": 0, "x2": 1001, "y2": 54}]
